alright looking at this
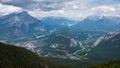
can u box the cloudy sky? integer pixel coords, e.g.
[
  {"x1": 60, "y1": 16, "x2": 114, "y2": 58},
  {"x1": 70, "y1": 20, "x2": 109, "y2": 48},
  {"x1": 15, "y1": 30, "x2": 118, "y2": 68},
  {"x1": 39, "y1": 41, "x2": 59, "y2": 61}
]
[{"x1": 0, "y1": 0, "x2": 120, "y2": 19}]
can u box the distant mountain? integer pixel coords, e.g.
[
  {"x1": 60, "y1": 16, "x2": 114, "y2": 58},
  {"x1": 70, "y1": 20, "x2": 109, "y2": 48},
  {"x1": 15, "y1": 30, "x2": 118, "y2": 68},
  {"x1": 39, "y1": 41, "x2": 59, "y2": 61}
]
[
  {"x1": 0, "y1": 11, "x2": 45, "y2": 39},
  {"x1": 41, "y1": 17, "x2": 78, "y2": 30},
  {"x1": 88, "y1": 29, "x2": 120, "y2": 62},
  {"x1": 0, "y1": 42, "x2": 66, "y2": 68},
  {"x1": 71, "y1": 15, "x2": 120, "y2": 31}
]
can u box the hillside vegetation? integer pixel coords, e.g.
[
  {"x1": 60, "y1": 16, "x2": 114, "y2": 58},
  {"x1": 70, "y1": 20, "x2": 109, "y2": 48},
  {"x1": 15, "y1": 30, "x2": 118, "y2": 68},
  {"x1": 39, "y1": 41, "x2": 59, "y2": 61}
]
[
  {"x1": 88, "y1": 60, "x2": 120, "y2": 68},
  {"x1": 0, "y1": 42, "x2": 66, "y2": 68}
]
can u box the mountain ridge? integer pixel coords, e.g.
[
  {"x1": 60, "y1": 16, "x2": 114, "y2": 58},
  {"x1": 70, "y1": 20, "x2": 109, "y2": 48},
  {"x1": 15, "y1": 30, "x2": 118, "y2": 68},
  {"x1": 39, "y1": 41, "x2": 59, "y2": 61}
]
[
  {"x1": 71, "y1": 15, "x2": 120, "y2": 31},
  {"x1": 0, "y1": 11, "x2": 45, "y2": 39},
  {"x1": 88, "y1": 29, "x2": 120, "y2": 63}
]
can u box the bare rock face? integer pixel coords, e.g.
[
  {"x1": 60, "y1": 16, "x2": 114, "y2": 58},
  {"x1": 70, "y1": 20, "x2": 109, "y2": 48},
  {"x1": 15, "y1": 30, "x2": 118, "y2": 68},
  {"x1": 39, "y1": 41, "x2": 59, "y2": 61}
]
[{"x1": 0, "y1": 11, "x2": 45, "y2": 38}]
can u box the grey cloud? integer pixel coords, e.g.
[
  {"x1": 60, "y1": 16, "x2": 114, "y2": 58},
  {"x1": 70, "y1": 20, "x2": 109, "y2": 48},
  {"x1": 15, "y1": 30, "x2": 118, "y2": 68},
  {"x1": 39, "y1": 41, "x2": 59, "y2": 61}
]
[
  {"x1": 0, "y1": 0, "x2": 73, "y2": 11},
  {"x1": 0, "y1": 0, "x2": 35, "y2": 9},
  {"x1": 29, "y1": 0, "x2": 74, "y2": 11},
  {"x1": 0, "y1": 0, "x2": 120, "y2": 11}
]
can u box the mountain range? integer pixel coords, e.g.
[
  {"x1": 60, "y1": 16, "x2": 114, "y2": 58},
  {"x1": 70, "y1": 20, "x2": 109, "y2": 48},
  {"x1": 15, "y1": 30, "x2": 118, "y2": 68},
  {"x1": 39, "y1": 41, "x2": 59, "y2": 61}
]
[
  {"x1": 0, "y1": 11, "x2": 120, "y2": 68},
  {"x1": 0, "y1": 11, "x2": 95, "y2": 59},
  {"x1": 0, "y1": 11, "x2": 120, "y2": 61},
  {"x1": 72, "y1": 15, "x2": 120, "y2": 31},
  {"x1": 41, "y1": 17, "x2": 78, "y2": 30}
]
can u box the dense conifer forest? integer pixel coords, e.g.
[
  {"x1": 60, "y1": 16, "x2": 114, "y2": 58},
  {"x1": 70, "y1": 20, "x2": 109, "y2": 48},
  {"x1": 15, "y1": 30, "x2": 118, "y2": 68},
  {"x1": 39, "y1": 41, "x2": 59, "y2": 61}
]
[
  {"x1": 0, "y1": 42, "x2": 67, "y2": 68},
  {"x1": 88, "y1": 60, "x2": 120, "y2": 68}
]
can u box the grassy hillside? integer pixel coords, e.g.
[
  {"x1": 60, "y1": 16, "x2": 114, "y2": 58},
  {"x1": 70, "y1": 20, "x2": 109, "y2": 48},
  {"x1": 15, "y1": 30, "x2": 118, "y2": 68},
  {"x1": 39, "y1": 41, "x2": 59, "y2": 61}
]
[
  {"x1": 0, "y1": 42, "x2": 66, "y2": 68},
  {"x1": 88, "y1": 60, "x2": 120, "y2": 68}
]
